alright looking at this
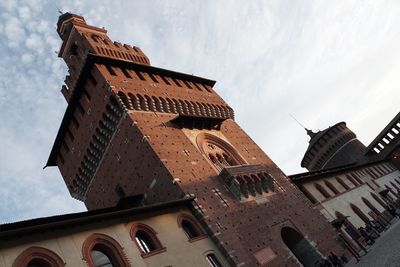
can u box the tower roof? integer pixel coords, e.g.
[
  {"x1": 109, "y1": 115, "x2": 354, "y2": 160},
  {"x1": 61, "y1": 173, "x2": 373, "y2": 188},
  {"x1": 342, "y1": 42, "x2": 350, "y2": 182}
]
[{"x1": 301, "y1": 122, "x2": 347, "y2": 168}]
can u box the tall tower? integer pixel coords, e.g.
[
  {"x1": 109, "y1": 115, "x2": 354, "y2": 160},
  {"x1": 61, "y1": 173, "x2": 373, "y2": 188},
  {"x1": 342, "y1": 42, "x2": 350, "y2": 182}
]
[
  {"x1": 301, "y1": 122, "x2": 366, "y2": 171},
  {"x1": 47, "y1": 13, "x2": 345, "y2": 266}
]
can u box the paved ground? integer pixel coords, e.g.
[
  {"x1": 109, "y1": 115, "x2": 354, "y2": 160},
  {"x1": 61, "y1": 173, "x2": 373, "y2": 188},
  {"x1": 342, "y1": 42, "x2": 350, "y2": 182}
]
[{"x1": 346, "y1": 219, "x2": 400, "y2": 267}]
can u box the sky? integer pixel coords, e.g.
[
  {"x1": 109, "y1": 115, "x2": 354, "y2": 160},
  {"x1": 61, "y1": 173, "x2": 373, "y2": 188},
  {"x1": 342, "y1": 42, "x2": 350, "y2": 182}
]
[{"x1": 0, "y1": 0, "x2": 400, "y2": 223}]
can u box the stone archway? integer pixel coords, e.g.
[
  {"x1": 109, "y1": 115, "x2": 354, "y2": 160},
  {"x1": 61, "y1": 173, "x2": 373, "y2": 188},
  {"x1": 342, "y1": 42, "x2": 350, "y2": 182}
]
[{"x1": 281, "y1": 227, "x2": 323, "y2": 267}]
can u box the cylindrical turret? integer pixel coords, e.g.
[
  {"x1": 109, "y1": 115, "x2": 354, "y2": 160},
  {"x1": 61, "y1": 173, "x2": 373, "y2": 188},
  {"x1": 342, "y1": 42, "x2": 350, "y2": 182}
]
[{"x1": 301, "y1": 122, "x2": 366, "y2": 171}]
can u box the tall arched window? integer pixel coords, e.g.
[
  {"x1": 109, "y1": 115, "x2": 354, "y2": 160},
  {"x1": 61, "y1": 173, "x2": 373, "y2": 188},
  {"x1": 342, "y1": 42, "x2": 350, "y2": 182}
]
[
  {"x1": 350, "y1": 203, "x2": 370, "y2": 224},
  {"x1": 12, "y1": 247, "x2": 64, "y2": 267},
  {"x1": 371, "y1": 192, "x2": 388, "y2": 209},
  {"x1": 206, "y1": 253, "x2": 223, "y2": 267},
  {"x1": 196, "y1": 133, "x2": 246, "y2": 172},
  {"x1": 362, "y1": 197, "x2": 389, "y2": 224},
  {"x1": 130, "y1": 223, "x2": 165, "y2": 257},
  {"x1": 178, "y1": 214, "x2": 206, "y2": 241},
  {"x1": 91, "y1": 249, "x2": 114, "y2": 267},
  {"x1": 336, "y1": 177, "x2": 350, "y2": 190},
  {"x1": 82, "y1": 233, "x2": 130, "y2": 267},
  {"x1": 346, "y1": 174, "x2": 359, "y2": 187},
  {"x1": 325, "y1": 180, "x2": 339, "y2": 194},
  {"x1": 390, "y1": 181, "x2": 400, "y2": 192},
  {"x1": 351, "y1": 173, "x2": 363, "y2": 184},
  {"x1": 385, "y1": 184, "x2": 398, "y2": 198},
  {"x1": 314, "y1": 183, "x2": 331, "y2": 199}
]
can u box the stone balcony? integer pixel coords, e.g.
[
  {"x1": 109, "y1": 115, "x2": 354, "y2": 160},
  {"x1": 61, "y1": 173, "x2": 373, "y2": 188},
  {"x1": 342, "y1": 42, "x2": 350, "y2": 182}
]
[{"x1": 219, "y1": 164, "x2": 275, "y2": 201}]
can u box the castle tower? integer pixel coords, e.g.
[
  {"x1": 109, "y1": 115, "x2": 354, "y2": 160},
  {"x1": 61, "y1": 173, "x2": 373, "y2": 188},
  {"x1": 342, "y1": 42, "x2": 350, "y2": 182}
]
[
  {"x1": 301, "y1": 122, "x2": 366, "y2": 171},
  {"x1": 47, "y1": 13, "x2": 345, "y2": 266}
]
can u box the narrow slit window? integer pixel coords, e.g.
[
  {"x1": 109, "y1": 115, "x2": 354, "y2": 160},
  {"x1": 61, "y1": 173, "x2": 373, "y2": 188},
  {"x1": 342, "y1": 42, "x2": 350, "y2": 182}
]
[{"x1": 206, "y1": 253, "x2": 222, "y2": 267}]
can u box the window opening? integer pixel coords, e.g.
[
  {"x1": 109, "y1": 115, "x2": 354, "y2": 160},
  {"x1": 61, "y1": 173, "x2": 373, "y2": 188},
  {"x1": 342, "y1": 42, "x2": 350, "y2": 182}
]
[
  {"x1": 182, "y1": 220, "x2": 200, "y2": 239},
  {"x1": 135, "y1": 71, "x2": 145, "y2": 80},
  {"x1": 105, "y1": 65, "x2": 116, "y2": 76},
  {"x1": 91, "y1": 249, "x2": 114, "y2": 267},
  {"x1": 206, "y1": 253, "x2": 222, "y2": 267},
  {"x1": 135, "y1": 231, "x2": 157, "y2": 254},
  {"x1": 160, "y1": 76, "x2": 171, "y2": 85},
  {"x1": 121, "y1": 68, "x2": 132, "y2": 79},
  {"x1": 148, "y1": 73, "x2": 159, "y2": 83}
]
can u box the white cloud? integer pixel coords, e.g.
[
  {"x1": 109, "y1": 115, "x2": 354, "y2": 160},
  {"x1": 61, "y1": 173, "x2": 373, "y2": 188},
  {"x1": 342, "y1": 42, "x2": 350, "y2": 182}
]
[
  {"x1": 26, "y1": 33, "x2": 44, "y2": 53},
  {"x1": 21, "y1": 53, "x2": 33, "y2": 63},
  {"x1": 18, "y1": 6, "x2": 31, "y2": 22},
  {"x1": 4, "y1": 16, "x2": 26, "y2": 48},
  {"x1": 1, "y1": 0, "x2": 400, "y2": 223}
]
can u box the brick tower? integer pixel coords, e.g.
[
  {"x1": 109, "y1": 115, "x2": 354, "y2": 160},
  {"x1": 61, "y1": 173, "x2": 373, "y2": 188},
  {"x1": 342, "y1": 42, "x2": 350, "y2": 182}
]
[
  {"x1": 302, "y1": 123, "x2": 366, "y2": 171},
  {"x1": 47, "y1": 13, "x2": 346, "y2": 266}
]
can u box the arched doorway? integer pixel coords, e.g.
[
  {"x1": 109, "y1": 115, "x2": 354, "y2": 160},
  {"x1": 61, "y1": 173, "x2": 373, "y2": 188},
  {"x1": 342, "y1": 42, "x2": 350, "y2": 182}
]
[{"x1": 281, "y1": 227, "x2": 323, "y2": 267}]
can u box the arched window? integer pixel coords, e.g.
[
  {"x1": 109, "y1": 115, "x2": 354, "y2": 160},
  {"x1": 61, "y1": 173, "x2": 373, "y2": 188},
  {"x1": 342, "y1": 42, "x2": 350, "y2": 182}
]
[
  {"x1": 91, "y1": 249, "x2": 114, "y2": 267},
  {"x1": 12, "y1": 247, "x2": 64, "y2": 267},
  {"x1": 178, "y1": 214, "x2": 206, "y2": 241},
  {"x1": 130, "y1": 223, "x2": 165, "y2": 257},
  {"x1": 196, "y1": 133, "x2": 246, "y2": 173},
  {"x1": 385, "y1": 184, "x2": 398, "y2": 198},
  {"x1": 351, "y1": 173, "x2": 363, "y2": 184},
  {"x1": 350, "y1": 203, "x2": 370, "y2": 224},
  {"x1": 314, "y1": 183, "x2": 331, "y2": 199},
  {"x1": 390, "y1": 181, "x2": 400, "y2": 192},
  {"x1": 346, "y1": 174, "x2": 359, "y2": 187},
  {"x1": 206, "y1": 253, "x2": 223, "y2": 267},
  {"x1": 325, "y1": 180, "x2": 339, "y2": 194},
  {"x1": 336, "y1": 177, "x2": 350, "y2": 190},
  {"x1": 82, "y1": 233, "x2": 130, "y2": 267},
  {"x1": 371, "y1": 192, "x2": 388, "y2": 209}
]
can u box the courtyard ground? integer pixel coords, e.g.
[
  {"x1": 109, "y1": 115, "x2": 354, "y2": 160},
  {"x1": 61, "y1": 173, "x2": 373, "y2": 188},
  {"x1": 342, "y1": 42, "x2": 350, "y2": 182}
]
[{"x1": 346, "y1": 219, "x2": 400, "y2": 267}]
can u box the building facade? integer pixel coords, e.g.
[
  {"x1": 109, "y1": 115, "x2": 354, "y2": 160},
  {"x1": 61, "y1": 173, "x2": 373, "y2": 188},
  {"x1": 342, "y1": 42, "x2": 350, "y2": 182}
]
[
  {"x1": 0, "y1": 199, "x2": 230, "y2": 267},
  {"x1": 29, "y1": 13, "x2": 350, "y2": 266},
  {"x1": 290, "y1": 112, "x2": 400, "y2": 256}
]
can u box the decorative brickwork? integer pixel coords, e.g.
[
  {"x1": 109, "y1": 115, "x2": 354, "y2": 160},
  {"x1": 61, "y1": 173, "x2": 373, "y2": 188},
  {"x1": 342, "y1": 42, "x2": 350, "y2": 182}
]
[{"x1": 49, "y1": 13, "x2": 347, "y2": 266}]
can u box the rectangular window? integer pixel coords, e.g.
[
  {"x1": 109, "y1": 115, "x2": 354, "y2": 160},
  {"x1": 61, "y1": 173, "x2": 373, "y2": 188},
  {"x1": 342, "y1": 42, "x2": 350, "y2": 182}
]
[
  {"x1": 183, "y1": 80, "x2": 193, "y2": 89},
  {"x1": 105, "y1": 65, "x2": 117, "y2": 76},
  {"x1": 171, "y1": 78, "x2": 182, "y2": 87},
  {"x1": 134, "y1": 71, "x2": 145, "y2": 80},
  {"x1": 148, "y1": 73, "x2": 159, "y2": 83},
  {"x1": 160, "y1": 76, "x2": 171, "y2": 85},
  {"x1": 121, "y1": 68, "x2": 132, "y2": 78}
]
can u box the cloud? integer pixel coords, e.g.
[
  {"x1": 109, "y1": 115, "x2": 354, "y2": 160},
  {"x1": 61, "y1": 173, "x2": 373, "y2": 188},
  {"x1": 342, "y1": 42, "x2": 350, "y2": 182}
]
[{"x1": 1, "y1": 0, "x2": 400, "y2": 223}]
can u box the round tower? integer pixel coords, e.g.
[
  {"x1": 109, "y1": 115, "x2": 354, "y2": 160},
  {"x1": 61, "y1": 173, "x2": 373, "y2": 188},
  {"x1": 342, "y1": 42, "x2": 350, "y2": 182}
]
[{"x1": 301, "y1": 122, "x2": 366, "y2": 171}]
